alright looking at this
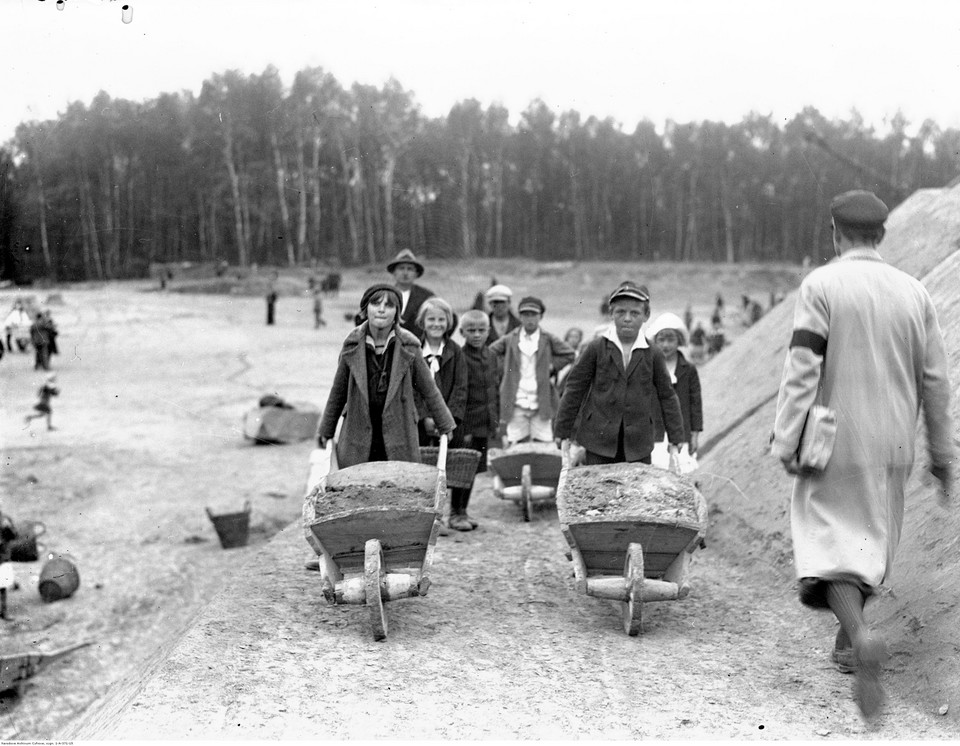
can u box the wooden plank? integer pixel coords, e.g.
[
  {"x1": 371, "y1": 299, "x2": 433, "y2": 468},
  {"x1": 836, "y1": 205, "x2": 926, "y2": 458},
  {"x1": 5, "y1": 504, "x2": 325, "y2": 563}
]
[
  {"x1": 568, "y1": 521, "x2": 697, "y2": 557},
  {"x1": 581, "y1": 551, "x2": 682, "y2": 578},
  {"x1": 488, "y1": 452, "x2": 562, "y2": 488},
  {"x1": 309, "y1": 510, "x2": 436, "y2": 572}
]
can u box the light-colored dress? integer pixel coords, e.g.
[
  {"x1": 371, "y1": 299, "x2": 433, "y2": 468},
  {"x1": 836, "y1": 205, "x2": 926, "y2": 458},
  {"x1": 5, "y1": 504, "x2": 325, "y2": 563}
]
[{"x1": 771, "y1": 248, "x2": 953, "y2": 591}]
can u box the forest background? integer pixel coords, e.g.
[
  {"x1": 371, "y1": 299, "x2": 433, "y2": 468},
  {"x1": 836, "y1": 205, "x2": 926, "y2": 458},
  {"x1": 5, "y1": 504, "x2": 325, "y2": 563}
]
[{"x1": 2, "y1": 66, "x2": 960, "y2": 284}]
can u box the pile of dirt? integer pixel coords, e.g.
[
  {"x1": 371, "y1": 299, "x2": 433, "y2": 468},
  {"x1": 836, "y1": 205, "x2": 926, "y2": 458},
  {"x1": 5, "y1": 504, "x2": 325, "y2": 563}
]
[
  {"x1": 307, "y1": 481, "x2": 435, "y2": 518},
  {"x1": 560, "y1": 464, "x2": 703, "y2": 524}
]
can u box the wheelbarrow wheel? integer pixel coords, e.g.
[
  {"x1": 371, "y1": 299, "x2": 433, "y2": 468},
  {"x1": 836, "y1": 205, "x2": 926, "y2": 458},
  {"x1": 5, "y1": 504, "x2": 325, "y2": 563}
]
[
  {"x1": 521, "y1": 464, "x2": 533, "y2": 523},
  {"x1": 622, "y1": 542, "x2": 644, "y2": 636},
  {"x1": 364, "y1": 539, "x2": 388, "y2": 641}
]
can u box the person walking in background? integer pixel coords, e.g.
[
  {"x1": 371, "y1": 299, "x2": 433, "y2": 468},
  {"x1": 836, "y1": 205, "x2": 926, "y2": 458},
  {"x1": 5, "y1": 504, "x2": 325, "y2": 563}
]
[
  {"x1": 4, "y1": 300, "x2": 31, "y2": 353},
  {"x1": 771, "y1": 190, "x2": 954, "y2": 722},
  {"x1": 317, "y1": 284, "x2": 455, "y2": 468},
  {"x1": 646, "y1": 312, "x2": 703, "y2": 464},
  {"x1": 386, "y1": 249, "x2": 435, "y2": 338},
  {"x1": 489, "y1": 296, "x2": 575, "y2": 446},
  {"x1": 312, "y1": 286, "x2": 326, "y2": 329},
  {"x1": 24, "y1": 373, "x2": 59, "y2": 431},
  {"x1": 266, "y1": 282, "x2": 278, "y2": 326},
  {"x1": 554, "y1": 282, "x2": 684, "y2": 465},
  {"x1": 484, "y1": 284, "x2": 520, "y2": 345},
  {"x1": 30, "y1": 312, "x2": 50, "y2": 370},
  {"x1": 41, "y1": 309, "x2": 59, "y2": 359},
  {"x1": 456, "y1": 310, "x2": 501, "y2": 531}
]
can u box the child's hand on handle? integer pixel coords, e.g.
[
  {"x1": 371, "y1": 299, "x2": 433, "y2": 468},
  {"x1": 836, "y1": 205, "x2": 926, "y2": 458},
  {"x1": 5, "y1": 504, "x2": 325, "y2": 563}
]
[
  {"x1": 317, "y1": 436, "x2": 327, "y2": 448},
  {"x1": 668, "y1": 443, "x2": 681, "y2": 475}
]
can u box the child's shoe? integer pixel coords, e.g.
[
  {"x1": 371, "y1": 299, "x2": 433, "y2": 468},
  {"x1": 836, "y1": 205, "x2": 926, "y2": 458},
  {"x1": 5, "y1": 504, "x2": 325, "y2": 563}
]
[
  {"x1": 448, "y1": 514, "x2": 474, "y2": 531},
  {"x1": 463, "y1": 512, "x2": 479, "y2": 528}
]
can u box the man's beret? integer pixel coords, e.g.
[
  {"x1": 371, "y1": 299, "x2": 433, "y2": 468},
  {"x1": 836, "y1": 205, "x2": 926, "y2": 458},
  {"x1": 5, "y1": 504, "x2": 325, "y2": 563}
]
[{"x1": 830, "y1": 190, "x2": 889, "y2": 227}]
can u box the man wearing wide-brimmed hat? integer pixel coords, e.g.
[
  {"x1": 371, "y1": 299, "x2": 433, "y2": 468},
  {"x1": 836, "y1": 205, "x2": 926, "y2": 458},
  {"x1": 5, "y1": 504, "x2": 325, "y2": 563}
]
[
  {"x1": 386, "y1": 249, "x2": 435, "y2": 337},
  {"x1": 771, "y1": 189, "x2": 954, "y2": 721}
]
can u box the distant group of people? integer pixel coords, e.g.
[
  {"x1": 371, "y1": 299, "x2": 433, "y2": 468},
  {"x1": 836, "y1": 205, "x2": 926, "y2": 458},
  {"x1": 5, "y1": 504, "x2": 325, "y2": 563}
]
[
  {"x1": 317, "y1": 249, "x2": 704, "y2": 532},
  {"x1": 2, "y1": 300, "x2": 58, "y2": 371},
  {"x1": 263, "y1": 271, "x2": 341, "y2": 329}
]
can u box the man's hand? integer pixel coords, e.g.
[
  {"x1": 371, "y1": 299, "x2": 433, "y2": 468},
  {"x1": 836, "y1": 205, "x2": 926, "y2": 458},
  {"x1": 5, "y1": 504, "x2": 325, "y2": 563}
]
[{"x1": 930, "y1": 463, "x2": 952, "y2": 507}]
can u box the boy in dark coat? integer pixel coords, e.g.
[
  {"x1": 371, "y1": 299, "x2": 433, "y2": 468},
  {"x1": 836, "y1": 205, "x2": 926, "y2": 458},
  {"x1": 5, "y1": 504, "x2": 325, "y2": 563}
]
[
  {"x1": 554, "y1": 282, "x2": 684, "y2": 464},
  {"x1": 454, "y1": 310, "x2": 500, "y2": 530}
]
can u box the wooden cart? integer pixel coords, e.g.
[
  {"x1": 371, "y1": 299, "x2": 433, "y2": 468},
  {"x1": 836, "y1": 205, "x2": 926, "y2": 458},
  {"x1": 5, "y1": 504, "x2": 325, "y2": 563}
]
[
  {"x1": 302, "y1": 437, "x2": 448, "y2": 641},
  {"x1": 487, "y1": 442, "x2": 563, "y2": 522},
  {"x1": 556, "y1": 448, "x2": 708, "y2": 636}
]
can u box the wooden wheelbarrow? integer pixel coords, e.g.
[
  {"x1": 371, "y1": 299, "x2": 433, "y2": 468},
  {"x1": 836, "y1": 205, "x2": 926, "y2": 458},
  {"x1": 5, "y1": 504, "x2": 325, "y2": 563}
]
[
  {"x1": 556, "y1": 446, "x2": 708, "y2": 636},
  {"x1": 1, "y1": 641, "x2": 93, "y2": 695},
  {"x1": 487, "y1": 442, "x2": 563, "y2": 522},
  {"x1": 302, "y1": 435, "x2": 448, "y2": 641}
]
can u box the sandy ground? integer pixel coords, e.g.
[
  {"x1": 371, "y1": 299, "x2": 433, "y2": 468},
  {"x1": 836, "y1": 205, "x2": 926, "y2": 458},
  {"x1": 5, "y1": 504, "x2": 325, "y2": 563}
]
[{"x1": 1, "y1": 265, "x2": 957, "y2": 739}]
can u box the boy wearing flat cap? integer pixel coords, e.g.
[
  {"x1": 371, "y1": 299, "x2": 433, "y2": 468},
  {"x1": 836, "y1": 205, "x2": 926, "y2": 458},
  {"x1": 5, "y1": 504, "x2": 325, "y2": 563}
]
[
  {"x1": 485, "y1": 284, "x2": 521, "y2": 345},
  {"x1": 771, "y1": 189, "x2": 954, "y2": 721},
  {"x1": 489, "y1": 296, "x2": 576, "y2": 445},
  {"x1": 386, "y1": 248, "x2": 435, "y2": 338},
  {"x1": 554, "y1": 282, "x2": 684, "y2": 465}
]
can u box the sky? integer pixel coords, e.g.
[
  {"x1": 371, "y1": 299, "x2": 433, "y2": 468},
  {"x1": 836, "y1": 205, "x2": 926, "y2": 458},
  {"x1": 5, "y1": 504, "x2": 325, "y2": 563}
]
[{"x1": 4, "y1": 0, "x2": 960, "y2": 145}]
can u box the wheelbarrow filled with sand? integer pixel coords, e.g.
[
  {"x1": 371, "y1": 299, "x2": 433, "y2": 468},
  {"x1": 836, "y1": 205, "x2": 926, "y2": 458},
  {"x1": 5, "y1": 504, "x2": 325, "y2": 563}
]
[
  {"x1": 302, "y1": 436, "x2": 448, "y2": 641},
  {"x1": 556, "y1": 447, "x2": 708, "y2": 636},
  {"x1": 487, "y1": 441, "x2": 563, "y2": 522}
]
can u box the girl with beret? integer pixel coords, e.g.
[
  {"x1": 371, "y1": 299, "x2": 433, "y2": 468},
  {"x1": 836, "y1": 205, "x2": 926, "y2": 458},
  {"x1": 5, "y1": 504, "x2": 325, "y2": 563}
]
[{"x1": 317, "y1": 284, "x2": 456, "y2": 468}]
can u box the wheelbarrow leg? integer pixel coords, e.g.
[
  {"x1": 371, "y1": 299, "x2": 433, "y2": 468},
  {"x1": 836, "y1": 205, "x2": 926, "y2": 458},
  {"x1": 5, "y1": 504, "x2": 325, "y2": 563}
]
[
  {"x1": 521, "y1": 464, "x2": 533, "y2": 523},
  {"x1": 364, "y1": 539, "x2": 388, "y2": 641},
  {"x1": 622, "y1": 542, "x2": 644, "y2": 636}
]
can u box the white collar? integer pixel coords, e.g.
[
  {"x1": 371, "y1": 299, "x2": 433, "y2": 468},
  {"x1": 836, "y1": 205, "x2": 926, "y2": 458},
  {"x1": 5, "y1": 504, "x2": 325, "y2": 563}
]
[
  {"x1": 422, "y1": 339, "x2": 445, "y2": 357},
  {"x1": 602, "y1": 324, "x2": 649, "y2": 351}
]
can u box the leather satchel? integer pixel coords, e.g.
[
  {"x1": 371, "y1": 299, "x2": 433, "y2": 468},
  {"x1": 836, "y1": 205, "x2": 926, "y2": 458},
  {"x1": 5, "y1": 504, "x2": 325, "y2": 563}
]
[{"x1": 798, "y1": 404, "x2": 837, "y2": 471}]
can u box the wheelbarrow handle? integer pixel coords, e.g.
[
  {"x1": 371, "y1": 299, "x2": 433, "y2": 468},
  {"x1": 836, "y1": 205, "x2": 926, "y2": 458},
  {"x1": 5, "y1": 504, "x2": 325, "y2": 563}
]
[{"x1": 437, "y1": 433, "x2": 448, "y2": 473}]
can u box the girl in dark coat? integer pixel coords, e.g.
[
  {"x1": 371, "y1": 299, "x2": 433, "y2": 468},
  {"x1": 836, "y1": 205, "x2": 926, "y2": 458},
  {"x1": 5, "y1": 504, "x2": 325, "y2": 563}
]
[
  {"x1": 415, "y1": 297, "x2": 467, "y2": 447},
  {"x1": 317, "y1": 284, "x2": 455, "y2": 468}
]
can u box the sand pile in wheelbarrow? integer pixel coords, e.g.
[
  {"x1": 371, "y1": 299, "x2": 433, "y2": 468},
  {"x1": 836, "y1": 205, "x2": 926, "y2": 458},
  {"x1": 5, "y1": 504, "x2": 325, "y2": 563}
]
[
  {"x1": 307, "y1": 480, "x2": 435, "y2": 519},
  {"x1": 562, "y1": 463, "x2": 702, "y2": 523}
]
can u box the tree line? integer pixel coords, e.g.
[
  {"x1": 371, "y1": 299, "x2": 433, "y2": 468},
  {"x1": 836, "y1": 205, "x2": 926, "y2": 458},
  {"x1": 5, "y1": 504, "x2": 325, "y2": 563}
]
[{"x1": 2, "y1": 65, "x2": 959, "y2": 283}]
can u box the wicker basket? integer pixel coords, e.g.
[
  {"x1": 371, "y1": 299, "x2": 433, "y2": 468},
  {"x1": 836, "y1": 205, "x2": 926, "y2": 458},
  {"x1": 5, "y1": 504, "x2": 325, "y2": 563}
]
[{"x1": 419, "y1": 447, "x2": 482, "y2": 490}]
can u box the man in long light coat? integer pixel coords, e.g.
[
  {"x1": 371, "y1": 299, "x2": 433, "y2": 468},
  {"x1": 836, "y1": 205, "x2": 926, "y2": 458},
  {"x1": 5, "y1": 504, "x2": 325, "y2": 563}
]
[{"x1": 772, "y1": 190, "x2": 954, "y2": 721}]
